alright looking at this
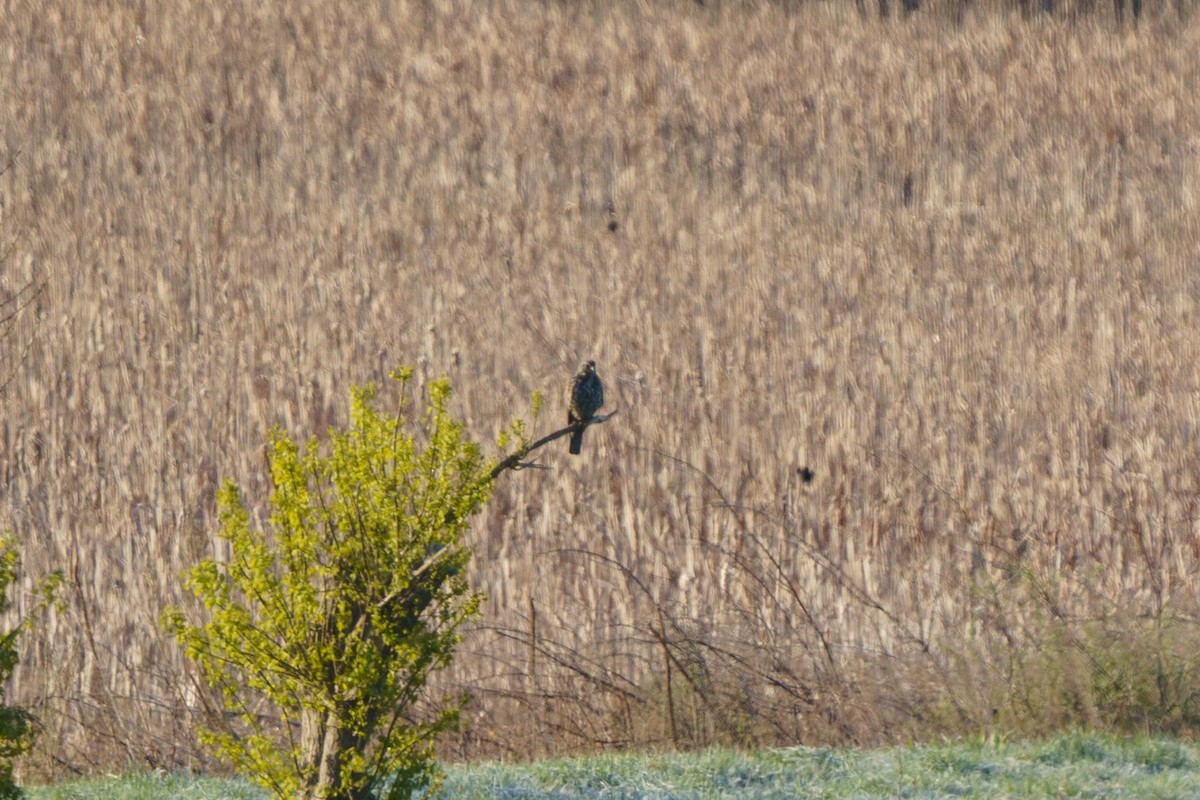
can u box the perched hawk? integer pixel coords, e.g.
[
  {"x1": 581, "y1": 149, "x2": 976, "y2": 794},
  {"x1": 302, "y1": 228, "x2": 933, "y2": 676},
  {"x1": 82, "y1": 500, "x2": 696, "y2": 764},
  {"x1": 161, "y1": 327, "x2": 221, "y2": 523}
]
[{"x1": 567, "y1": 360, "x2": 604, "y2": 455}]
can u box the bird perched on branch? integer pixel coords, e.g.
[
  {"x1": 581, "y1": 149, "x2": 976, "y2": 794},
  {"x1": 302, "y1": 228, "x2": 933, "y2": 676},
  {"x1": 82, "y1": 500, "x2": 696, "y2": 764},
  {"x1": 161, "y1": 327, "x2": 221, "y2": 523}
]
[{"x1": 567, "y1": 360, "x2": 604, "y2": 455}]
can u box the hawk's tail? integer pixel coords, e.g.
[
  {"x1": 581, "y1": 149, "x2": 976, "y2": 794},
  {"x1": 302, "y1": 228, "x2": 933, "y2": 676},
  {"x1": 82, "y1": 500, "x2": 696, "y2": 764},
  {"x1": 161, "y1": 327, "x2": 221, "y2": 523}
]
[{"x1": 568, "y1": 428, "x2": 585, "y2": 455}]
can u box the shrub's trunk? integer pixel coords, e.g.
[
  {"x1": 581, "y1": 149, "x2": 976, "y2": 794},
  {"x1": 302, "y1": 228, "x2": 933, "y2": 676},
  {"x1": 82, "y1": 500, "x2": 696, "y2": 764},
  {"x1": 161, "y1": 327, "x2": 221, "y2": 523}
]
[{"x1": 299, "y1": 706, "x2": 366, "y2": 800}]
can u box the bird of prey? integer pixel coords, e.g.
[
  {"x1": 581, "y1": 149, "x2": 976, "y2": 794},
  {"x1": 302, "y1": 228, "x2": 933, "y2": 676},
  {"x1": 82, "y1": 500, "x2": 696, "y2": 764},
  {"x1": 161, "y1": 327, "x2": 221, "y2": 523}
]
[{"x1": 567, "y1": 360, "x2": 604, "y2": 455}]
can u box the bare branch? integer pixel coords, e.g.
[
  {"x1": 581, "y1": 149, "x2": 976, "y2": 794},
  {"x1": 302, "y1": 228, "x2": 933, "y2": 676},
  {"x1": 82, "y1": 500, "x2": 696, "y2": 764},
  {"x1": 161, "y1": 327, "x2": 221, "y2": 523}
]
[{"x1": 489, "y1": 411, "x2": 618, "y2": 480}]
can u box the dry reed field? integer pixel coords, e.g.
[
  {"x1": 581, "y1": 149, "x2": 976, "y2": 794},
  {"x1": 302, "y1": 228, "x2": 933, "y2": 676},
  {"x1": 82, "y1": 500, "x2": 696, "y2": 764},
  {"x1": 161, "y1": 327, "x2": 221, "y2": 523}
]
[{"x1": 4, "y1": 0, "x2": 1200, "y2": 780}]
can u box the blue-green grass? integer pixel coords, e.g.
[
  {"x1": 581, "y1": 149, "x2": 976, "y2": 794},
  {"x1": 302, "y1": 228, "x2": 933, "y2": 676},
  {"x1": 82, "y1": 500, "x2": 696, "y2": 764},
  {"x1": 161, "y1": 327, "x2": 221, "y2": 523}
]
[{"x1": 27, "y1": 733, "x2": 1200, "y2": 799}]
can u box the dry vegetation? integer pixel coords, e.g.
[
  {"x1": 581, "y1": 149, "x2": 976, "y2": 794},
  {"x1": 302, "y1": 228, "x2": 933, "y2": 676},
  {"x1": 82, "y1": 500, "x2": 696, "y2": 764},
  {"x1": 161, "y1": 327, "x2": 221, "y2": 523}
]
[{"x1": 3, "y1": 0, "x2": 1200, "y2": 780}]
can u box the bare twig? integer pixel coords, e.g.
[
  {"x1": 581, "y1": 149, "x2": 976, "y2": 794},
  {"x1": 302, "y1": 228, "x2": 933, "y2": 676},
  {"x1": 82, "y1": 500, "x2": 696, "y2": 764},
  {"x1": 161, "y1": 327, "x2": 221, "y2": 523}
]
[{"x1": 489, "y1": 411, "x2": 618, "y2": 480}]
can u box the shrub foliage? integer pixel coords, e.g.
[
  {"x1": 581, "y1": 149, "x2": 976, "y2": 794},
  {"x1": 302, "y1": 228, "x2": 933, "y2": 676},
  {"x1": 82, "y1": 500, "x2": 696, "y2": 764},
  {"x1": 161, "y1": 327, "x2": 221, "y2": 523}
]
[
  {"x1": 163, "y1": 371, "x2": 491, "y2": 800},
  {"x1": 0, "y1": 538, "x2": 42, "y2": 800}
]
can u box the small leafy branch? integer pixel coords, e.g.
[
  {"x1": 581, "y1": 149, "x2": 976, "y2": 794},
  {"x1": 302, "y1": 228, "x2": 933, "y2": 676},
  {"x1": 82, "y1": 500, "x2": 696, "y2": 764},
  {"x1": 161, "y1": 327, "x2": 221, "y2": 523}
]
[
  {"x1": 0, "y1": 536, "x2": 60, "y2": 800},
  {"x1": 0, "y1": 542, "x2": 31, "y2": 800}
]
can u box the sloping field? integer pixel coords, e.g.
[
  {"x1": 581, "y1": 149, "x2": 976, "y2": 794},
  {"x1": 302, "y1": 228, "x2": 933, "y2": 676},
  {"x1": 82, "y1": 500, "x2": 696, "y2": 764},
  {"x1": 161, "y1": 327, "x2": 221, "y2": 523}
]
[{"x1": 3, "y1": 0, "x2": 1200, "y2": 778}]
